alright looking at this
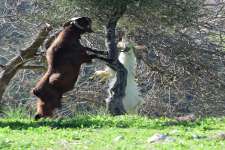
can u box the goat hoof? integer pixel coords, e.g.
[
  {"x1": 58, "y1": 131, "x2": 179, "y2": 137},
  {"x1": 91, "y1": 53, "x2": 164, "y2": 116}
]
[{"x1": 34, "y1": 114, "x2": 42, "y2": 120}]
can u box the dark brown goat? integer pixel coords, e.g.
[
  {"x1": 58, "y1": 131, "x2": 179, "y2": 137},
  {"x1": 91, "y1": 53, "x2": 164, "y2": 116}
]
[{"x1": 32, "y1": 17, "x2": 109, "y2": 120}]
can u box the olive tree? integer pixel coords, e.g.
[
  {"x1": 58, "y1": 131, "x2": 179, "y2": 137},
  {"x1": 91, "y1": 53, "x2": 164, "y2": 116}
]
[
  {"x1": 0, "y1": 0, "x2": 206, "y2": 115},
  {"x1": 37, "y1": 0, "x2": 203, "y2": 115}
]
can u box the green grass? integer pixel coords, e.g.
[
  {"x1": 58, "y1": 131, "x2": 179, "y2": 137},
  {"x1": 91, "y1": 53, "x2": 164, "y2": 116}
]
[{"x1": 0, "y1": 114, "x2": 225, "y2": 150}]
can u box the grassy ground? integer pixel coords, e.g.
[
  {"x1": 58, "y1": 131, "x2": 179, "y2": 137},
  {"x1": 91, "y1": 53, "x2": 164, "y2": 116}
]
[{"x1": 0, "y1": 114, "x2": 225, "y2": 150}]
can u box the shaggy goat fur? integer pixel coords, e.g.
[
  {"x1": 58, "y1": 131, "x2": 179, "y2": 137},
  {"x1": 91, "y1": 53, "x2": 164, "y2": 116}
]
[{"x1": 33, "y1": 17, "x2": 108, "y2": 119}]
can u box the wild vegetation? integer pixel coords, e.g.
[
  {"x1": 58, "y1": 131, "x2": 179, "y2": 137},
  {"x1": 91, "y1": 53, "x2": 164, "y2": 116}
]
[
  {"x1": 1, "y1": 0, "x2": 225, "y2": 117},
  {"x1": 1, "y1": 110, "x2": 225, "y2": 150},
  {"x1": 0, "y1": 0, "x2": 225, "y2": 149}
]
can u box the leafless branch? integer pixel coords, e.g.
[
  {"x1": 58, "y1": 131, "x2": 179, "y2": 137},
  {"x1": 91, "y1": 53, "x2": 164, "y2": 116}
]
[
  {"x1": 0, "y1": 64, "x2": 5, "y2": 68},
  {"x1": 21, "y1": 65, "x2": 46, "y2": 70},
  {"x1": 0, "y1": 24, "x2": 52, "y2": 102}
]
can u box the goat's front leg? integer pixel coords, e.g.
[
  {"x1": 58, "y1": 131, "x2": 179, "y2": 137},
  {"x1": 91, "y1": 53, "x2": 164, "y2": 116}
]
[{"x1": 86, "y1": 48, "x2": 108, "y2": 56}]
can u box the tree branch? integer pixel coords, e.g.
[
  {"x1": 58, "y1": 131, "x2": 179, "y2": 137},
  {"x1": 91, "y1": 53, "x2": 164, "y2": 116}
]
[
  {"x1": 0, "y1": 65, "x2": 5, "y2": 69},
  {"x1": 76, "y1": 97, "x2": 105, "y2": 106},
  {"x1": 21, "y1": 65, "x2": 46, "y2": 70},
  {"x1": 0, "y1": 24, "x2": 52, "y2": 102},
  {"x1": 44, "y1": 30, "x2": 61, "y2": 49},
  {"x1": 104, "y1": 4, "x2": 128, "y2": 115}
]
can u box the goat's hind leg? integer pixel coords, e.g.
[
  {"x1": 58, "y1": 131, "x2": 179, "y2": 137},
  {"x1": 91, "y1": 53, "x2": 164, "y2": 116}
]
[{"x1": 34, "y1": 87, "x2": 62, "y2": 120}]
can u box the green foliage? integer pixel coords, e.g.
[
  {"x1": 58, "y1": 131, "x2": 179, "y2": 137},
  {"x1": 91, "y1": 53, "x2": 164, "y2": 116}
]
[
  {"x1": 32, "y1": 0, "x2": 203, "y2": 29},
  {"x1": 0, "y1": 115, "x2": 225, "y2": 149}
]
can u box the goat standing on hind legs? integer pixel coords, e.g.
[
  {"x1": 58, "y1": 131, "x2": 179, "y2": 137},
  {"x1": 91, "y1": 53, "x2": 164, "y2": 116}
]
[
  {"x1": 32, "y1": 17, "x2": 110, "y2": 120},
  {"x1": 91, "y1": 32, "x2": 145, "y2": 114}
]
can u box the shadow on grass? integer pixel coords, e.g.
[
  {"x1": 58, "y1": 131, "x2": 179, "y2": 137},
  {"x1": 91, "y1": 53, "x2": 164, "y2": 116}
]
[{"x1": 0, "y1": 115, "x2": 214, "y2": 130}]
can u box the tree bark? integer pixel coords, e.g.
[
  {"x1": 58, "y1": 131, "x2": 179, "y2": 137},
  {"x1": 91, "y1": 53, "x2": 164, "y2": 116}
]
[
  {"x1": 105, "y1": 5, "x2": 127, "y2": 115},
  {"x1": 0, "y1": 24, "x2": 52, "y2": 102}
]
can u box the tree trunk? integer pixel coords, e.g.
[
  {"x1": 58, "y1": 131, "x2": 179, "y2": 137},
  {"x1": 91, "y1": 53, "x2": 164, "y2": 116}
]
[
  {"x1": 0, "y1": 24, "x2": 52, "y2": 102},
  {"x1": 105, "y1": 6, "x2": 127, "y2": 115}
]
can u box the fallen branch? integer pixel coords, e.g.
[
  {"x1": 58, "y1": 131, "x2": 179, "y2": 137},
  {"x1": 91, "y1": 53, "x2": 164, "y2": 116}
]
[
  {"x1": 45, "y1": 30, "x2": 61, "y2": 49},
  {"x1": 0, "y1": 24, "x2": 52, "y2": 102}
]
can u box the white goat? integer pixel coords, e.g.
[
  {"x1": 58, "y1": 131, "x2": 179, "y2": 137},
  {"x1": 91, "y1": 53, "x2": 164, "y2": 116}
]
[{"x1": 93, "y1": 37, "x2": 144, "y2": 113}]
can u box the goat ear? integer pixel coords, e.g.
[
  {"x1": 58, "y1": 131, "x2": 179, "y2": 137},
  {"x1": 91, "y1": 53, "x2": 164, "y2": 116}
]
[{"x1": 34, "y1": 114, "x2": 42, "y2": 120}]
